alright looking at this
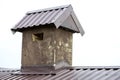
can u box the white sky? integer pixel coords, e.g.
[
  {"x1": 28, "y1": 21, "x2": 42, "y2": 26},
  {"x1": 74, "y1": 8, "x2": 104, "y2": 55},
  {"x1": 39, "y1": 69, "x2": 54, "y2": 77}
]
[{"x1": 0, "y1": 0, "x2": 120, "y2": 68}]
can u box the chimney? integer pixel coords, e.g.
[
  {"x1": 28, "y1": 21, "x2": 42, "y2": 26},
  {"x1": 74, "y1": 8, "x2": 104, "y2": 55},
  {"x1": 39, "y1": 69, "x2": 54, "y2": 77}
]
[{"x1": 11, "y1": 5, "x2": 84, "y2": 70}]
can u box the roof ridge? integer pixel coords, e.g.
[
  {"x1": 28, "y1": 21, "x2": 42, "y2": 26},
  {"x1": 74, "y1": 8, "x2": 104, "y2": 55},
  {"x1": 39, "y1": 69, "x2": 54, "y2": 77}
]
[{"x1": 27, "y1": 4, "x2": 71, "y2": 14}]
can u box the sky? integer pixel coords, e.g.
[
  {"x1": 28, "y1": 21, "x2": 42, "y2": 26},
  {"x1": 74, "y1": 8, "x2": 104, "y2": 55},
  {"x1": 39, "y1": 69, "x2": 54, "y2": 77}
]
[{"x1": 0, "y1": 0, "x2": 120, "y2": 68}]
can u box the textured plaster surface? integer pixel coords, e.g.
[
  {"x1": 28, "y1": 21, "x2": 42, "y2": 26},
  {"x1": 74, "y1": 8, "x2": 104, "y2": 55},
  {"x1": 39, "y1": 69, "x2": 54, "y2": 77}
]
[{"x1": 22, "y1": 26, "x2": 72, "y2": 67}]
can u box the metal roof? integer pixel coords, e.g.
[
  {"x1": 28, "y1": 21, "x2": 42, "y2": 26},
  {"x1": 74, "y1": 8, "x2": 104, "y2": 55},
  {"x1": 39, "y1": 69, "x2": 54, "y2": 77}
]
[
  {"x1": 11, "y1": 5, "x2": 84, "y2": 35},
  {"x1": 1, "y1": 66, "x2": 120, "y2": 80}
]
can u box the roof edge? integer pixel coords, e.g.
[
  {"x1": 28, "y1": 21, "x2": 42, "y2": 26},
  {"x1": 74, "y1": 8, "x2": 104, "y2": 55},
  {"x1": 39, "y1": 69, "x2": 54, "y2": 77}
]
[
  {"x1": 53, "y1": 5, "x2": 72, "y2": 28},
  {"x1": 71, "y1": 11, "x2": 85, "y2": 36},
  {"x1": 27, "y1": 4, "x2": 71, "y2": 14}
]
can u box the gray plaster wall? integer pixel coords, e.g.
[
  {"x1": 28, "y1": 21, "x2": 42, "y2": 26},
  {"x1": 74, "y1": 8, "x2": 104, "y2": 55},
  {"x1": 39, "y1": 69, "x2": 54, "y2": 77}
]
[{"x1": 21, "y1": 26, "x2": 73, "y2": 67}]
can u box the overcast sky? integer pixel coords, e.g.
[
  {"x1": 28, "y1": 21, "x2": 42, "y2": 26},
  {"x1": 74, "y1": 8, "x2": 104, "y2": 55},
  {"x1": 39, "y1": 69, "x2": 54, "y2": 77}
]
[{"x1": 0, "y1": 0, "x2": 120, "y2": 68}]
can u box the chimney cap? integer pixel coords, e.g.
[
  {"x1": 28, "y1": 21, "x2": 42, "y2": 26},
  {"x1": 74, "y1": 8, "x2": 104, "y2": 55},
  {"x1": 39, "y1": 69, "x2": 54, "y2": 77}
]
[{"x1": 11, "y1": 4, "x2": 84, "y2": 36}]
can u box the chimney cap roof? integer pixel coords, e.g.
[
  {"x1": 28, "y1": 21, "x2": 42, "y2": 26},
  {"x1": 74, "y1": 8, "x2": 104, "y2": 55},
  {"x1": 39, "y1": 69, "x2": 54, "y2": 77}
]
[{"x1": 11, "y1": 4, "x2": 84, "y2": 36}]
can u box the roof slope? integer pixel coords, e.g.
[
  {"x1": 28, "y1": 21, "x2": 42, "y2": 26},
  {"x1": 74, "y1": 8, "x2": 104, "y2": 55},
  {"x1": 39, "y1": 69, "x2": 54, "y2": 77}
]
[
  {"x1": 11, "y1": 5, "x2": 84, "y2": 35},
  {"x1": 1, "y1": 66, "x2": 120, "y2": 80}
]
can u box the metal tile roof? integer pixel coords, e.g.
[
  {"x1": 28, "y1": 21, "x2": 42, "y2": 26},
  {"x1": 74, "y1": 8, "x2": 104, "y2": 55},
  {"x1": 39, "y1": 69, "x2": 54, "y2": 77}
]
[
  {"x1": 11, "y1": 5, "x2": 84, "y2": 35},
  {"x1": 1, "y1": 66, "x2": 120, "y2": 80}
]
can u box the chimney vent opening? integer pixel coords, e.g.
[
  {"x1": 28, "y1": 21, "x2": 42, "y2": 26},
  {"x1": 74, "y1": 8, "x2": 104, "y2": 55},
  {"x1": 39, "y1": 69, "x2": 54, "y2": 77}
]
[{"x1": 32, "y1": 33, "x2": 44, "y2": 41}]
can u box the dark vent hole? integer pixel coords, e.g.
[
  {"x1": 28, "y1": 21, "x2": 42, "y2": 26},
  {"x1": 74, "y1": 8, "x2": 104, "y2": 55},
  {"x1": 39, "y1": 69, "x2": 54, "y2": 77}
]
[{"x1": 32, "y1": 33, "x2": 44, "y2": 41}]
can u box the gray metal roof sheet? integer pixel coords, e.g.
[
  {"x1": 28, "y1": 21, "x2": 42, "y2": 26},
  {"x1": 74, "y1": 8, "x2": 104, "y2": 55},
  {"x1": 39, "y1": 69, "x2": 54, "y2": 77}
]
[
  {"x1": 11, "y1": 5, "x2": 85, "y2": 35},
  {"x1": 0, "y1": 66, "x2": 120, "y2": 80}
]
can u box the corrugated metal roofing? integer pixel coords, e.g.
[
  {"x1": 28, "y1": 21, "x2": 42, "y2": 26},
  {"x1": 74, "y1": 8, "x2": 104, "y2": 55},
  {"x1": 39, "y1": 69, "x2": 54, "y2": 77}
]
[
  {"x1": 11, "y1": 5, "x2": 84, "y2": 35},
  {"x1": 1, "y1": 66, "x2": 120, "y2": 80}
]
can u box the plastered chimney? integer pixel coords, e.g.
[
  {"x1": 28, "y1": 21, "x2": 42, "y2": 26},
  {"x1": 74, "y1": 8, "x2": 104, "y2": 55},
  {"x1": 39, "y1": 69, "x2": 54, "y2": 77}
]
[{"x1": 11, "y1": 5, "x2": 84, "y2": 70}]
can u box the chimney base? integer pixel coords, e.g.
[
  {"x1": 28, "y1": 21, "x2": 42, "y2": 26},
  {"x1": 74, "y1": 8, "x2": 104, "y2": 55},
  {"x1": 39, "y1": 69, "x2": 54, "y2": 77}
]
[{"x1": 21, "y1": 61, "x2": 70, "y2": 72}]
